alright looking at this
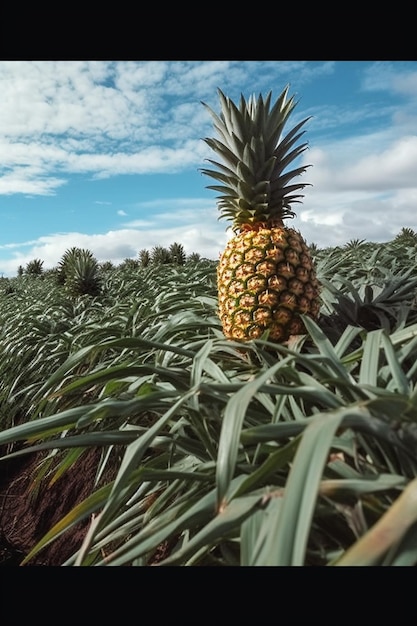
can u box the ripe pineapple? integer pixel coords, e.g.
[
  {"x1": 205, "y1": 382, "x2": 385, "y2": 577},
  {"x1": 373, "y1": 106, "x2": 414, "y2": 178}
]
[{"x1": 201, "y1": 85, "x2": 321, "y2": 343}]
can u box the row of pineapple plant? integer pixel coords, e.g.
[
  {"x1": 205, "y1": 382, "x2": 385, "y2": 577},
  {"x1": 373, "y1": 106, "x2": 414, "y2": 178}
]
[
  {"x1": 15, "y1": 242, "x2": 199, "y2": 283},
  {"x1": 1, "y1": 240, "x2": 417, "y2": 565}
]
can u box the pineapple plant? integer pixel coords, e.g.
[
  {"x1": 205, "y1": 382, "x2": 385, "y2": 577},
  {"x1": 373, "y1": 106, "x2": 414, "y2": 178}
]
[
  {"x1": 138, "y1": 249, "x2": 151, "y2": 267},
  {"x1": 201, "y1": 86, "x2": 321, "y2": 342},
  {"x1": 58, "y1": 247, "x2": 102, "y2": 297},
  {"x1": 25, "y1": 258, "x2": 44, "y2": 276},
  {"x1": 169, "y1": 242, "x2": 186, "y2": 265},
  {"x1": 151, "y1": 245, "x2": 171, "y2": 265},
  {"x1": 57, "y1": 247, "x2": 84, "y2": 285}
]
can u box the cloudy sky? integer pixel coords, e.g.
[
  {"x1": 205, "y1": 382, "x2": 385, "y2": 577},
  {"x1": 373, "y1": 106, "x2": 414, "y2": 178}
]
[{"x1": 0, "y1": 60, "x2": 416, "y2": 277}]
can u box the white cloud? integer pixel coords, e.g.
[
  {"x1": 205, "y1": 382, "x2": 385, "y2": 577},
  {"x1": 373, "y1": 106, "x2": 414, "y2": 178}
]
[
  {"x1": 362, "y1": 61, "x2": 417, "y2": 96},
  {"x1": 291, "y1": 131, "x2": 417, "y2": 247},
  {"x1": 305, "y1": 130, "x2": 417, "y2": 193},
  {"x1": 66, "y1": 140, "x2": 210, "y2": 178},
  {"x1": 0, "y1": 168, "x2": 66, "y2": 195},
  {"x1": 342, "y1": 136, "x2": 417, "y2": 189},
  {"x1": 294, "y1": 182, "x2": 417, "y2": 249},
  {"x1": 360, "y1": 62, "x2": 417, "y2": 133},
  {"x1": 0, "y1": 57, "x2": 214, "y2": 189},
  {"x1": 0, "y1": 61, "x2": 338, "y2": 181},
  {"x1": 0, "y1": 220, "x2": 228, "y2": 277}
]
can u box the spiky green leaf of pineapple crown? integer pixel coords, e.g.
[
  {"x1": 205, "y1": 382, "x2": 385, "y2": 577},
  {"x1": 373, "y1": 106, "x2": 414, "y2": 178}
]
[{"x1": 201, "y1": 85, "x2": 312, "y2": 231}]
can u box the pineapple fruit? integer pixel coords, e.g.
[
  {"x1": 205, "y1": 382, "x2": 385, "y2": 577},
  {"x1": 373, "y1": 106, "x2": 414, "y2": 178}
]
[{"x1": 201, "y1": 86, "x2": 321, "y2": 342}]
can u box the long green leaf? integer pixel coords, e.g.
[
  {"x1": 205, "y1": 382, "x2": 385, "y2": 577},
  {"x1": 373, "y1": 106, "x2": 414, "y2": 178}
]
[
  {"x1": 252, "y1": 406, "x2": 368, "y2": 565},
  {"x1": 359, "y1": 330, "x2": 383, "y2": 386},
  {"x1": 216, "y1": 360, "x2": 286, "y2": 511}
]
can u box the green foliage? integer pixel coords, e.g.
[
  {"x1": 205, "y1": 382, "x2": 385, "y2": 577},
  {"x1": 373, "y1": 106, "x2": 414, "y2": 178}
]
[
  {"x1": 57, "y1": 247, "x2": 102, "y2": 297},
  {"x1": 187, "y1": 252, "x2": 201, "y2": 263},
  {"x1": 139, "y1": 242, "x2": 188, "y2": 266},
  {"x1": 119, "y1": 258, "x2": 140, "y2": 271},
  {"x1": 151, "y1": 245, "x2": 171, "y2": 265},
  {"x1": 1, "y1": 239, "x2": 417, "y2": 566},
  {"x1": 65, "y1": 255, "x2": 102, "y2": 298},
  {"x1": 99, "y1": 261, "x2": 115, "y2": 273},
  {"x1": 25, "y1": 258, "x2": 44, "y2": 276},
  {"x1": 169, "y1": 242, "x2": 186, "y2": 265},
  {"x1": 394, "y1": 227, "x2": 417, "y2": 247},
  {"x1": 138, "y1": 249, "x2": 151, "y2": 267},
  {"x1": 57, "y1": 247, "x2": 83, "y2": 285}
]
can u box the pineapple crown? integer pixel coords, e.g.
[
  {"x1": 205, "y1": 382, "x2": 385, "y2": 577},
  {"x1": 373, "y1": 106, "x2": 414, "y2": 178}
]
[{"x1": 200, "y1": 85, "x2": 312, "y2": 232}]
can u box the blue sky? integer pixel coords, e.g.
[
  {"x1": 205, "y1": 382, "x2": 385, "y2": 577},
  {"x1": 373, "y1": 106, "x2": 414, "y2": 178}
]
[{"x1": 0, "y1": 60, "x2": 416, "y2": 277}]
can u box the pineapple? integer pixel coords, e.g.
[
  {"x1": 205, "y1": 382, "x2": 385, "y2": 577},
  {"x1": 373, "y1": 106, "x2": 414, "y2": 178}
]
[{"x1": 201, "y1": 85, "x2": 321, "y2": 343}]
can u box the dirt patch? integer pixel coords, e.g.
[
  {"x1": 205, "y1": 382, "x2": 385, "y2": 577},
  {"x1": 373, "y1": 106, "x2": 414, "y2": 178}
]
[{"x1": 0, "y1": 447, "x2": 115, "y2": 566}]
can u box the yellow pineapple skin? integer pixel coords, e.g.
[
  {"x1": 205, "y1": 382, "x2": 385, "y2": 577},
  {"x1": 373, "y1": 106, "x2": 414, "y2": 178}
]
[{"x1": 217, "y1": 226, "x2": 321, "y2": 342}]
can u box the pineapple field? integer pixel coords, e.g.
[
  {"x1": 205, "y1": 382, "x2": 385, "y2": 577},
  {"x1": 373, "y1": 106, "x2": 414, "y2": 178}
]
[
  {"x1": 1, "y1": 86, "x2": 417, "y2": 567},
  {"x1": 1, "y1": 233, "x2": 417, "y2": 566}
]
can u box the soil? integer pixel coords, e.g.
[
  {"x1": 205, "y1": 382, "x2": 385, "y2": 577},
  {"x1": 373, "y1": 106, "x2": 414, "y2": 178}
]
[
  {"x1": 0, "y1": 444, "x2": 175, "y2": 566},
  {"x1": 0, "y1": 446, "x2": 115, "y2": 566}
]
